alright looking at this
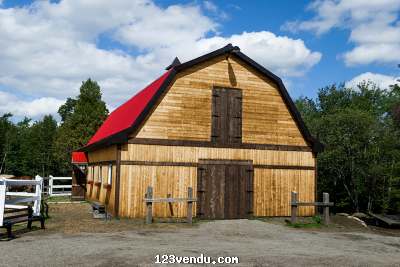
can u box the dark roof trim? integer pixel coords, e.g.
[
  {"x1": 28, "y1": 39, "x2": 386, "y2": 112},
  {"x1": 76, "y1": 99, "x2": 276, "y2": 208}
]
[
  {"x1": 82, "y1": 44, "x2": 323, "y2": 153},
  {"x1": 166, "y1": 57, "x2": 181, "y2": 70},
  {"x1": 231, "y1": 50, "x2": 323, "y2": 153}
]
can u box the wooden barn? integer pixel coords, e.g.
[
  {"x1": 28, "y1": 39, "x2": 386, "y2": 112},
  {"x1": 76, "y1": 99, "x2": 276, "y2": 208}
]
[{"x1": 81, "y1": 44, "x2": 322, "y2": 219}]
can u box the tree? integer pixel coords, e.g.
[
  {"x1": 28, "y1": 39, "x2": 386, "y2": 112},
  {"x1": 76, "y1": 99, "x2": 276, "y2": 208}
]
[
  {"x1": 54, "y1": 79, "x2": 108, "y2": 175},
  {"x1": 0, "y1": 113, "x2": 15, "y2": 173},
  {"x1": 296, "y1": 82, "x2": 400, "y2": 213},
  {"x1": 58, "y1": 98, "x2": 77, "y2": 122}
]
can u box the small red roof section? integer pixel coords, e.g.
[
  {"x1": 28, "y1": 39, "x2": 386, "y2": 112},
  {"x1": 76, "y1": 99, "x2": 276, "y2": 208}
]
[
  {"x1": 86, "y1": 70, "x2": 172, "y2": 147},
  {"x1": 71, "y1": 152, "x2": 88, "y2": 163}
]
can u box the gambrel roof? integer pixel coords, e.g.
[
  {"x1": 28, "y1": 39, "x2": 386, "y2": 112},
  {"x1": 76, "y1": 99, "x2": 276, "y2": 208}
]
[{"x1": 82, "y1": 44, "x2": 322, "y2": 153}]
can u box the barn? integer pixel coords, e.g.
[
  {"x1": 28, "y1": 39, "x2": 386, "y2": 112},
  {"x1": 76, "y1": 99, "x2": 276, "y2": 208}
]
[{"x1": 80, "y1": 44, "x2": 322, "y2": 219}]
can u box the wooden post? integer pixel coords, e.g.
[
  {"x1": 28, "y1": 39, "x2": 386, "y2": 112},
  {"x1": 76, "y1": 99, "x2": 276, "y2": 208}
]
[
  {"x1": 323, "y1": 192, "x2": 330, "y2": 225},
  {"x1": 167, "y1": 193, "x2": 174, "y2": 216},
  {"x1": 187, "y1": 187, "x2": 193, "y2": 224},
  {"x1": 146, "y1": 186, "x2": 153, "y2": 224},
  {"x1": 291, "y1": 191, "x2": 298, "y2": 224}
]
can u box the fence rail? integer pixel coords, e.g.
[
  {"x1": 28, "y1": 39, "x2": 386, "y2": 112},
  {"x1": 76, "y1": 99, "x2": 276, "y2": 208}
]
[
  {"x1": 291, "y1": 191, "x2": 334, "y2": 225},
  {"x1": 0, "y1": 175, "x2": 43, "y2": 226},
  {"x1": 48, "y1": 175, "x2": 72, "y2": 196},
  {"x1": 144, "y1": 186, "x2": 197, "y2": 224}
]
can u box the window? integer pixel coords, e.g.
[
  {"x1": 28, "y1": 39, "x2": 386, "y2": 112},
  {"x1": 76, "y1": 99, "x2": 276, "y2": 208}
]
[
  {"x1": 91, "y1": 166, "x2": 95, "y2": 180},
  {"x1": 211, "y1": 88, "x2": 242, "y2": 144},
  {"x1": 107, "y1": 164, "x2": 112, "y2": 185},
  {"x1": 98, "y1": 165, "x2": 102, "y2": 182}
]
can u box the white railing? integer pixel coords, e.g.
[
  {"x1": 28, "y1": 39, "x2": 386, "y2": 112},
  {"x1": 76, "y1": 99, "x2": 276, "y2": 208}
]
[
  {"x1": 0, "y1": 175, "x2": 43, "y2": 226},
  {"x1": 48, "y1": 175, "x2": 72, "y2": 196}
]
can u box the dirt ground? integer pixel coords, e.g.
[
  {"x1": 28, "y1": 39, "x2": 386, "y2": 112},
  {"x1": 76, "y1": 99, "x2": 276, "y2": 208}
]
[{"x1": 1, "y1": 203, "x2": 400, "y2": 267}]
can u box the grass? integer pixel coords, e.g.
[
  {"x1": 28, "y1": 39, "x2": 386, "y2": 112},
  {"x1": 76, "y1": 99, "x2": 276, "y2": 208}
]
[
  {"x1": 286, "y1": 215, "x2": 324, "y2": 228},
  {"x1": 46, "y1": 195, "x2": 73, "y2": 202}
]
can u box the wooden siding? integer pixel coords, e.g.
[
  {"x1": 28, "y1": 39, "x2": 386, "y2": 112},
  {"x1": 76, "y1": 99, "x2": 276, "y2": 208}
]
[
  {"x1": 119, "y1": 165, "x2": 197, "y2": 218},
  {"x1": 254, "y1": 169, "x2": 315, "y2": 216},
  {"x1": 86, "y1": 164, "x2": 117, "y2": 215},
  {"x1": 116, "y1": 143, "x2": 315, "y2": 218},
  {"x1": 88, "y1": 145, "x2": 117, "y2": 163},
  {"x1": 121, "y1": 144, "x2": 314, "y2": 167},
  {"x1": 117, "y1": 163, "x2": 314, "y2": 218},
  {"x1": 134, "y1": 55, "x2": 307, "y2": 146}
]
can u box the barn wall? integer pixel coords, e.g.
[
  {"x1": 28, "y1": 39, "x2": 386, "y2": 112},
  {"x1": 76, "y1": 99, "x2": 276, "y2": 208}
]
[
  {"x1": 86, "y1": 163, "x2": 117, "y2": 215},
  {"x1": 254, "y1": 169, "x2": 315, "y2": 216},
  {"x1": 117, "y1": 143, "x2": 315, "y2": 218},
  {"x1": 87, "y1": 145, "x2": 117, "y2": 162},
  {"x1": 119, "y1": 165, "x2": 197, "y2": 218},
  {"x1": 121, "y1": 144, "x2": 314, "y2": 167},
  {"x1": 134, "y1": 55, "x2": 307, "y2": 146}
]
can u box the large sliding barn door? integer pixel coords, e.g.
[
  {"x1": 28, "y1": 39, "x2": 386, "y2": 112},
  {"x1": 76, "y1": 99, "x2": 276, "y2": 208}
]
[{"x1": 197, "y1": 160, "x2": 253, "y2": 219}]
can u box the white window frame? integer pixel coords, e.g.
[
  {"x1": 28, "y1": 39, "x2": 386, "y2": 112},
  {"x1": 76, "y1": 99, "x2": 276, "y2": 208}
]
[
  {"x1": 91, "y1": 166, "x2": 95, "y2": 181},
  {"x1": 107, "y1": 164, "x2": 112, "y2": 185},
  {"x1": 98, "y1": 165, "x2": 102, "y2": 182}
]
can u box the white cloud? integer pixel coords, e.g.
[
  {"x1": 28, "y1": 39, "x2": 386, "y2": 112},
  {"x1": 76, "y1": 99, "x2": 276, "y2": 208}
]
[
  {"x1": 194, "y1": 31, "x2": 322, "y2": 77},
  {"x1": 283, "y1": 0, "x2": 400, "y2": 65},
  {"x1": 203, "y1": 1, "x2": 218, "y2": 12},
  {"x1": 0, "y1": 0, "x2": 321, "y2": 119},
  {"x1": 0, "y1": 91, "x2": 64, "y2": 119},
  {"x1": 346, "y1": 72, "x2": 400, "y2": 89}
]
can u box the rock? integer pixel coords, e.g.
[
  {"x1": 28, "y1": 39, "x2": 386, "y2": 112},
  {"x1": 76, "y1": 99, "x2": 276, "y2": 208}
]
[
  {"x1": 337, "y1": 213, "x2": 349, "y2": 217},
  {"x1": 352, "y1": 212, "x2": 369, "y2": 219},
  {"x1": 347, "y1": 216, "x2": 368, "y2": 228}
]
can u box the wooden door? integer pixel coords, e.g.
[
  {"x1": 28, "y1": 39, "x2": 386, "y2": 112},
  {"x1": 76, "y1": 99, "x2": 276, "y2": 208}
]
[
  {"x1": 197, "y1": 161, "x2": 253, "y2": 219},
  {"x1": 211, "y1": 88, "x2": 242, "y2": 144},
  {"x1": 197, "y1": 164, "x2": 225, "y2": 219}
]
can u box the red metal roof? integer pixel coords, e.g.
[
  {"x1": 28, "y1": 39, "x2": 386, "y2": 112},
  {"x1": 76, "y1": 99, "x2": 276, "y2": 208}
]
[
  {"x1": 71, "y1": 152, "x2": 88, "y2": 163},
  {"x1": 86, "y1": 70, "x2": 172, "y2": 146}
]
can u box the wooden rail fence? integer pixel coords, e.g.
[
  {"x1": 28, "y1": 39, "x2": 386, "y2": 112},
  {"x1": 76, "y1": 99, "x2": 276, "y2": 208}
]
[
  {"x1": 144, "y1": 186, "x2": 197, "y2": 224},
  {"x1": 291, "y1": 191, "x2": 334, "y2": 225}
]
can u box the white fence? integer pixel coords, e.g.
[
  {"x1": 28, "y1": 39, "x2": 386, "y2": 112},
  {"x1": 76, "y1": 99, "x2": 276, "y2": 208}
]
[
  {"x1": 48, "y1": 175, "x2": 72, "y2": 196},
  {"x1": 0, "y1": 175, "x2": 43, "y2": 226}
]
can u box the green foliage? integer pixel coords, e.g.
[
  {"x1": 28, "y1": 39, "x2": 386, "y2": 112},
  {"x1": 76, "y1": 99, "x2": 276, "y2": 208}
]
[
  {"x1": 0, "y1": 115, "x2": 58, "y2": 176},
  {"x1": 0, "y1": 78, "x2": 108, "y2": 177},
  {"x1": 54, "y1": 79, "x2": 108, "y2": 175},
  {"x1": 296, "y1": 82, "x2": 400, "y2": 214}
]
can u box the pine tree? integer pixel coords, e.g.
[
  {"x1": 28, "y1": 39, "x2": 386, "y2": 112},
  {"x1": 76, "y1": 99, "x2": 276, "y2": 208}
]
[{"x1": 54, "y1": 79, "x2": 108, "y2": 175}]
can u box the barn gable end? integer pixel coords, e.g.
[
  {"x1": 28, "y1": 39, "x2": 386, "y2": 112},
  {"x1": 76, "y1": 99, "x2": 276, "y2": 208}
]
[{"x1": 133, "y1": 54, "x2": 308, "y2": 147}]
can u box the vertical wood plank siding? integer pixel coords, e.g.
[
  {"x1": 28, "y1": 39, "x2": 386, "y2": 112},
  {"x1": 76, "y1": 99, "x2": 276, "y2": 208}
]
[
  {"x1": 86, "y1": 145, "x2": 118, "y2": 215},
  {"x1": 134, "y1": 55, "x2": 307, "y2": 146},
  {"x1": 115, "y1": 144, "x2": 315, "y2": 218},
  {"x1": 119, "y1": 165, "x2": 197, "y2": 218},
  {"x1": 122, "y1": 144, "x2": 314, "y2": 167},
  {"x1": 85, "y1": 164, "x2": 117, "y2": 215}
]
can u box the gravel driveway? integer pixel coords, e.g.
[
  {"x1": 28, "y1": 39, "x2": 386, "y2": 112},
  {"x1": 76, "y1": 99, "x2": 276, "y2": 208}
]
[{"x1": 1, "y1": 204, "x2": 400, "y2": 266}]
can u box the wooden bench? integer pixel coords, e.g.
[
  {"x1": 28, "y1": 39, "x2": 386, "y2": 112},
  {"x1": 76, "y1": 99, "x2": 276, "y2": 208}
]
[{"x1": 1, "y1": 206, "x2": 45, "y2": 239}]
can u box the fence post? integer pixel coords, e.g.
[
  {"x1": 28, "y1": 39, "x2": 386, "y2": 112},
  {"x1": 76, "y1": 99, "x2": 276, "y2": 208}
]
[
  {"x1": 323, "y1": 192, "x2": 330, "y2": 225},
  {"x1": 291, "y1": 191, "x2": 298, "y2": 224},
  {"x1": 146, "y1": 186, "x2": 153, "y2": 224},
  {"x1": 49, "y1": 175, "x2": 53, "y2": 196},
  {"x1": 33, "y1": 175, "x2": 43, "y2": 216},
  {"x1": 0, "y1": 180, "x2": 5, "y2": 227},
  {"x1": 187, "y1": 187, "x2": 193, "y2": 224}
]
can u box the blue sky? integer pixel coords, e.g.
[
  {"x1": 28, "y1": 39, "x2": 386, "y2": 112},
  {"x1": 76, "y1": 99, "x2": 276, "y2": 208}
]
[{"x1": 0, "y1": 0, "x2": 399, "y2": 120}]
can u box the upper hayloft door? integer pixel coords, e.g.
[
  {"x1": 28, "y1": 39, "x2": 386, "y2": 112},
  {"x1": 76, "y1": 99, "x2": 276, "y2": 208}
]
[
  {"x1": 211, "y1": 88, "x2": 242, "y2": 144},
  {"x1": 197, "y1": 160, "x2": 253, "y2": 219}
]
